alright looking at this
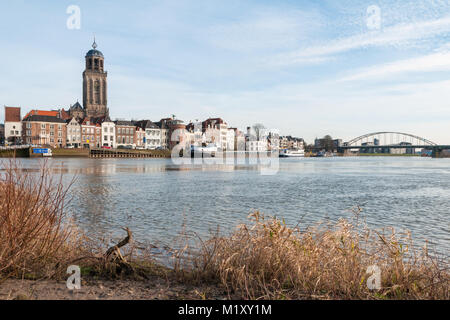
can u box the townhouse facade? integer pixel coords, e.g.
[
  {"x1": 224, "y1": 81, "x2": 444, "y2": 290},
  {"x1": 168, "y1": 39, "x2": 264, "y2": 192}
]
[
  {"x1": 66, "y1": 117, "x2": 81, "y2": 148},
  {"x1": 114, "y1": 120, "x2": 135, "y2": 148},
  {"x1": 22, "y1": 114, "x2": 67, "y2": 148},
  {"x1": 202, "y1": 118, "x2": 228, "y2": 150},
  {"x1": 101, "y1": 118, "x2": 116, "y2": 148},
  {"x1": 135, "y1": 120, "x2": 162, "y2": 150},
  {"x1": 135, "y1": 126, "x2": 146, "y2": 149},
  {"x1": 81, "y1": 118, "x2": 101, "y2": 148}
]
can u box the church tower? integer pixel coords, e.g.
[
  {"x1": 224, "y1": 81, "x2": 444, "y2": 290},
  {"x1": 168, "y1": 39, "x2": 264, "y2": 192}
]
[{"x1": 83, "y1": 39, "x2": 108, "y2": 118}]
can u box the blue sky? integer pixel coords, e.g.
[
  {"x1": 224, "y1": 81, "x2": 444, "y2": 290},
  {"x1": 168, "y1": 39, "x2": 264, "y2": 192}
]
[{"x1": 1, "y1": 0, "x2": 450, "y2": 143}]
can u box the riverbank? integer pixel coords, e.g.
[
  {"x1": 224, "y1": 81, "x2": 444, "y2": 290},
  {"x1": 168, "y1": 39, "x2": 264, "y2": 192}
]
[
  {"x1": 0, "y1": 277, "x2": 229, "y2": 300},
  {"x1": 1, "y1": 160, "x2": 448, "y2": 300},
  {"x1": 0, "y1": 147, "x2": 171, "y2": 158}
]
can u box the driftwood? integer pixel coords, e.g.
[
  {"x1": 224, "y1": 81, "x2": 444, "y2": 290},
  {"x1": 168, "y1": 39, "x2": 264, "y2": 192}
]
[{"x1": 104, "y1": 227, "x2": 133, "y2": 264}]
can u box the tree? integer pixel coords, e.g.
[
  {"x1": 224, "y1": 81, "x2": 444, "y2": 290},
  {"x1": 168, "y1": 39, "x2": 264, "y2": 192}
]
[
  {"x1": 252, "y1": 123, "x2": 266, "y2": 141},
  {"x1": 321, "y1": 135, "x2": 335, "y2": 152}
]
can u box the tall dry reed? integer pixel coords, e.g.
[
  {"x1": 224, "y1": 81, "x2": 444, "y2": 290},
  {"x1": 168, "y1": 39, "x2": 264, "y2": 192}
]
[
  {"x1": 187, "y1": 211, "x2": 448, "y2": 300},
  {"x1": 0, "y1": 159, "x2": 84, "y2": 279}
]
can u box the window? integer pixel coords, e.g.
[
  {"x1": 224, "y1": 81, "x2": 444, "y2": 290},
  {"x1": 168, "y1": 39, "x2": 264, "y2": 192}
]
[
  {"x1": 104, "y1": 136, "x2": 107, "y2": 141},
  {"x1": 26, "y1": 130, "x2": 31, "y2": 136},
  {"x1": 110, "y1": 136, "x2": 113, "y2": 141},
  {"x1": 50, "y1": 132, "x2": 54, "y2": 137},
  {"x1": 41, "y1": 124, "x2": 46, "y2": 129},
  {"x1": 94, "y1": 80, "x2": 100, "y2": 104},
  {"x1": 58, "y1": 125, "x2": 62, "y2": 131},
  {"x1": 50, "y1": 125, "x2": 54, "y2": 130},
  {"x1": 27, "y1": 123, "x2": 31, "y2": 129}
]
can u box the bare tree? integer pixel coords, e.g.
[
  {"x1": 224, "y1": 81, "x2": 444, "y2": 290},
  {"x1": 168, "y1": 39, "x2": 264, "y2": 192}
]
[{"x1": 252, "y1": 123, "x2": 266, "y2": 141}]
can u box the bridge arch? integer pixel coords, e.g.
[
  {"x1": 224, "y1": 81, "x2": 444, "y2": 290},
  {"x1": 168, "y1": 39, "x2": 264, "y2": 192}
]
[{"x1": 345, "y1": 132, "x2": 437, "y2": 147}]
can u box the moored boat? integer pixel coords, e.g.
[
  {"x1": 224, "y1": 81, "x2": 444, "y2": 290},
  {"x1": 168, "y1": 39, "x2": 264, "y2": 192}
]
[{"x1": 279, "y1": 148, "x2": 305, "y2": 158}]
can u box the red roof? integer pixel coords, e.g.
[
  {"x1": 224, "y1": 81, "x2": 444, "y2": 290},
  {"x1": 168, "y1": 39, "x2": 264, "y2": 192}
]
[{"x1": 24, "y1": 110, "x2": 60, "y2": 119}]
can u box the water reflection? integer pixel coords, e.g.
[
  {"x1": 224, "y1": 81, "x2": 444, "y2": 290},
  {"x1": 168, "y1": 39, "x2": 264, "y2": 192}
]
[{"x1": 7, "y1": 157, "x2": 450, "y2": 257}]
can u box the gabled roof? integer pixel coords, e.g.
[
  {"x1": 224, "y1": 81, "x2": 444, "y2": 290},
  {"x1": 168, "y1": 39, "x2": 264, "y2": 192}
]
[
  {"x1": 134, "y1": 120, "x2": 159, "y2": 130},
  {"x1": 23, "y1": 110, "x2": 60, "y2": 120},
  {"x1": 23, "y1": 114, "x2": 66, "y2": 123},
  {"x1": 114, "y1": 120, "x2": 135, "y2": 127},
  {"x1": 70, "y1": 102, "x2": 83, "y2": 111}
]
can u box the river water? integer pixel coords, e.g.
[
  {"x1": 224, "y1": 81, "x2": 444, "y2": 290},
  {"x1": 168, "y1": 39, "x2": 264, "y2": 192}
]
[{"x1": 12, "y1": 157, "x2": 450, "y2": 257}]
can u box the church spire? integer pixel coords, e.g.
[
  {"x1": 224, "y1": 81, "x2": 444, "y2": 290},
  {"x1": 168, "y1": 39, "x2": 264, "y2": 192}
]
[{"x1": 92, "y1": 35, "x2": 97, "y2": 50}]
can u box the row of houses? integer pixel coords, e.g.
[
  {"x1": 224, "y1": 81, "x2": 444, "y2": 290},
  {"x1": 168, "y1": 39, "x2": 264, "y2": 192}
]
[{"x1": 2, "y1": 106, "x2": 304, "y2": 151}]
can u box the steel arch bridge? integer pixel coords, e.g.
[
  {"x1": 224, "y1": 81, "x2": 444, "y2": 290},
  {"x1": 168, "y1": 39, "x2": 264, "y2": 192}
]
[{"x1": 344, "y1": 132, "x2": 437, "y2": 148}]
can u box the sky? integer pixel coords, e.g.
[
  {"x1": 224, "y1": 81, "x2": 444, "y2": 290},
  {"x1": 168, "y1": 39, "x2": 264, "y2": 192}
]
[{"x1": 1, "y1": 0, "x2": 450, "y2": 144}]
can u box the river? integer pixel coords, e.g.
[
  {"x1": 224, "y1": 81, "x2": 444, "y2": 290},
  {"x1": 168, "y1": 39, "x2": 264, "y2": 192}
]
[{"x1": 12, "y1": 157, "x2": 450, "y2": 257}]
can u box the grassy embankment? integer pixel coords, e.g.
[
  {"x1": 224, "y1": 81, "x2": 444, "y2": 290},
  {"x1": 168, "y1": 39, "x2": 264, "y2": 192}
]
[
  {"x1": 52, "y1": 148, "x2": 171, "y2": 158},
  {"x1": 0, "y1": 149, "x2": 29, "y2": 158},
  {"x1": 0, "y1": 148, "x2": 171, "y2": 158},
  {"x1": 0, "y1": 159, "x2": 448, "y2": 300}
]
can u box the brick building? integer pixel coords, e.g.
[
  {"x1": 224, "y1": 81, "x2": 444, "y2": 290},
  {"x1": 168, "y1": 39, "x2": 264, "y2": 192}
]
[
  {"x1": 4, "y1": 106, "x2": 22, "y2": 145},
  {"x1": 114, "y1": 120, "x2": 135, "y2": 148},
  {"x1": 22, "y1": 114, "x2": 67, "y2": 148}
]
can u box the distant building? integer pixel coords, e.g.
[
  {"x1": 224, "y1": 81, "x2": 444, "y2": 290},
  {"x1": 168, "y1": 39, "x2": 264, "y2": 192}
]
[
  {"x1": 314, "y1": 137, "x2": 342, "y2": 152},
  {"x1": 114, "y1": 120, "x2": 135, "y2": 148},
  {"x1": 154, "y1": 118, "x2": 174, "y2": 150},
  {"x1": 134, "y1": 120, "x2": 162, "y2": 150},
  {"x1": 245, "y1": 127, "x2": 267, "y2": 152},
  {"x1": 134, "y1": 126, "x2": 146, "y2": 149},
  {"x1": 101, "y1": 117, "x2": 116, "y2": 148},
  {"x1": 22, "y1": 114, "x2": 67, "y2": 148},
  {"x1": 4, "y1": 106, "x2": 22, "y2": 145},
  {"x1": 66, "y1": 117, "x2": 82, "y2": 148},
  {"x1": 80, "y1": 118, "x2": 101, "y2": 148},
  {"x1": 202, "y1": 118, "x2": 228, "y2": 150},
  {"x1": 280, "y1": 136, "x2": 304, "y2": 150}
]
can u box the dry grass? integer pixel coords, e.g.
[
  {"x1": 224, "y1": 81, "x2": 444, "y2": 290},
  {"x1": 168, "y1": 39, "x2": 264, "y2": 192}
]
[
  {"x1": 0, "y1": 159, "x2": 86, "y2": 280},
  {"x1": 180, "y1": 211, "x2": 449, "y2": 300},
  {"x1": 0, "y1": 158, "x2": 448, "y2": 300}
]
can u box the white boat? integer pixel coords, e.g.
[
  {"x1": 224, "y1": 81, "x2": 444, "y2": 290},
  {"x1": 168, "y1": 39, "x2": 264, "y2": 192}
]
[
  {"x1": 43, "y1": 149, "x2": 53, "y2": 157},
  {"x1": 279, "y1": 148, "x2": 305, "y2": 158}
]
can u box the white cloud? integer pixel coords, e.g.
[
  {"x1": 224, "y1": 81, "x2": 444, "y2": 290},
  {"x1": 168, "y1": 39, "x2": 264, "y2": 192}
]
[
  {"x1": 275, "y1": 15, "x2": 450, "y2": 65},
  {"x1": 340, "y1": 50, "x2": 450, "y2": 81}
]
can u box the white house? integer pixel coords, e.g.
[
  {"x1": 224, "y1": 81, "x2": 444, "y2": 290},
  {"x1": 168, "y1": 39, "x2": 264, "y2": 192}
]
[
  {"x1": 101, "y1": 117, "x2": 116, "y2": 148},
  {"x1": 66, "y1": 117, "x2": 81, "y2": 148}
]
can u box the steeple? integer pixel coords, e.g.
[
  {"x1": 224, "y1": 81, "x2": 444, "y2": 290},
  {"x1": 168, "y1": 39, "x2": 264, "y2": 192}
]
[{"x1": 83, "y1": 38, "x2": 107, "y2": 118}]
